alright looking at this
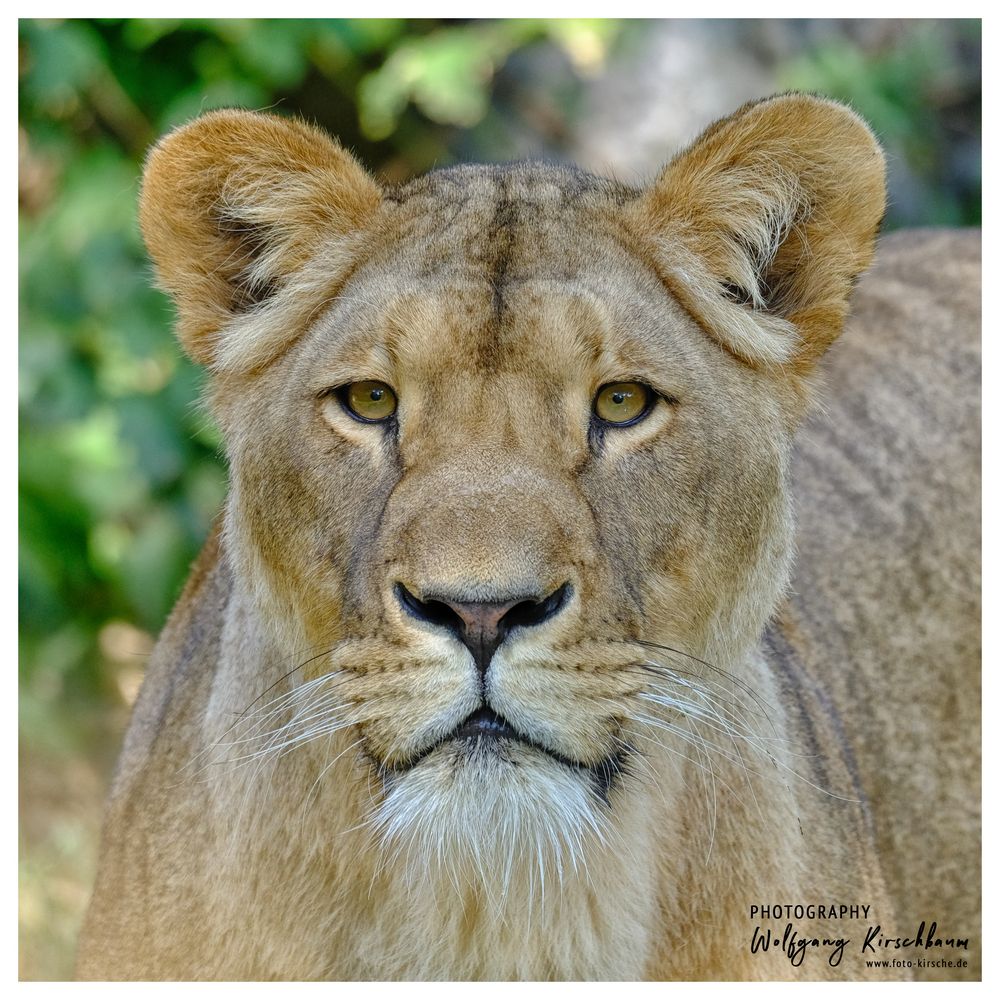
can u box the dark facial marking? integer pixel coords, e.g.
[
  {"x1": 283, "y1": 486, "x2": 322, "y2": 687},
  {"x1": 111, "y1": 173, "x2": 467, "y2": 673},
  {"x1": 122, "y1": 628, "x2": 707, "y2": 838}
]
[{"x1": 487, "y1": 172, "x2": 517, "y2": 320}]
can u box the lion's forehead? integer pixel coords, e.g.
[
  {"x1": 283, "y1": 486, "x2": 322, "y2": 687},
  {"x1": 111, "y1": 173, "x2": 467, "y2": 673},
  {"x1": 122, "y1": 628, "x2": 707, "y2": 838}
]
[
  {"x1": 381, "y1": 162, "x2": 641, "y2": 284},
  {"x1": 388, "y1": 160, "x2": 637, "y2": 212},
  {"x1": 287, "y1": 164, "x2": 704, "y2": 389},
  {"x1": 305, "y1": 253, "x2": 699, "y2": 398}
]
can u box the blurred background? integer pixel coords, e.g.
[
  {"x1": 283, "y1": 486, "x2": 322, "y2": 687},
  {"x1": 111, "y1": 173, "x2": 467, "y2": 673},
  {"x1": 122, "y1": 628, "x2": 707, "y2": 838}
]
[{"x1": 18, "y1": 18, "x2": 981, "y2": 979}]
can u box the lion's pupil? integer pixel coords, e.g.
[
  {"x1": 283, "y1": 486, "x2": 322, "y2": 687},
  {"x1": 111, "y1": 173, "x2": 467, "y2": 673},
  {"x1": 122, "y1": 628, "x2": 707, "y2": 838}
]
[
  {"x1": 370, "y1": 389, "x2": 383, "y2": 402},
  {"x1": 612, "y1": 392, "x2": 626, "y2": 405}
]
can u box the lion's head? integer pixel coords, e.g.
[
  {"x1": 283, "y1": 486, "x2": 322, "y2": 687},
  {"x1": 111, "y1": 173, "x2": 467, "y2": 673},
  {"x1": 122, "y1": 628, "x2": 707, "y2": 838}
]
[{"x1": 140, "y1": 95, "x2": 884, "y2": 889}]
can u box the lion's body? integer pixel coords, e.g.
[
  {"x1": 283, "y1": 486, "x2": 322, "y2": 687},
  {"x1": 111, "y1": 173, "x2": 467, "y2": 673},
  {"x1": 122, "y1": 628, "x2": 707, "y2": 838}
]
[
  {"x1": 779, "y1": 229, "x2": 981, "y2": 976},
  {"x1": 77, "y1": 101, "x2": 980, "y2": 981}
]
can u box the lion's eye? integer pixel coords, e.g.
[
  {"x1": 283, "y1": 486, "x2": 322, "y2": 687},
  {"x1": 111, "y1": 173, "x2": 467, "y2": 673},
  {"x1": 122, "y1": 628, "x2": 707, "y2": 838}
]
[
  {"x1": 338, "y1": 381, "x2": 398, "y2": 423},
  {"x1": 593, "y1": 382, "x2": 653, "y2": 426}
]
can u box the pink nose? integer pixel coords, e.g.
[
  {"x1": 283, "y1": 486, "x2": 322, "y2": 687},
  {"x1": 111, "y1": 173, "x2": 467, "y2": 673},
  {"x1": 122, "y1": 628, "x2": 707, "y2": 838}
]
[
  {"x1": 441, "y1": 599, "x2": 522, "y2": 674},
  {"x1": 395, "y1": 583, "x2": 571, "y2": 678}
]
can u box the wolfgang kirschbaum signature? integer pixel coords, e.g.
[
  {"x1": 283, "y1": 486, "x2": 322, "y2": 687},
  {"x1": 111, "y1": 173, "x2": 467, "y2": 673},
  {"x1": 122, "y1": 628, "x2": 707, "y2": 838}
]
[{"x1": 748, "y1": 903, "x2": 971, "y2": 970}]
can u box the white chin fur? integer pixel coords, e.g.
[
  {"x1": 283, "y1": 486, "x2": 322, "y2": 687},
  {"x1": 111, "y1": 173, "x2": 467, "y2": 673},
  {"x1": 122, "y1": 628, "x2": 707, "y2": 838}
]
[{"x1": 371, "y1": 739, "x2": 608, "y2": 906}]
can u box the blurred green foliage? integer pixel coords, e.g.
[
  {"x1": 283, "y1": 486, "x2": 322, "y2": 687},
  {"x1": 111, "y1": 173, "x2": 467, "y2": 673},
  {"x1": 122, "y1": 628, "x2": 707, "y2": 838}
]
[
  {"x1": 19, "y1": 18, "x2": 981, "y2": 705},
  {"x1": 778, "y1": 20, "x2": 981, "y2": 227}
]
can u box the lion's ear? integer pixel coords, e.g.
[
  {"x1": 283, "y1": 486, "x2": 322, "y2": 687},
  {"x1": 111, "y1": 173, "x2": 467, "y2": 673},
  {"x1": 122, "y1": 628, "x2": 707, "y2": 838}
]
[
  {"x1": 635, "y1": 93, "x2": 886, "y2": 369},
  {"x1": 140, "y1": 109, "x2": 381, "y2": 369}
]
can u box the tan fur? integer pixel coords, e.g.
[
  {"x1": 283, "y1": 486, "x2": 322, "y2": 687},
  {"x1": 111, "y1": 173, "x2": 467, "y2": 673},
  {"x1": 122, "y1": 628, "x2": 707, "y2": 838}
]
[{"x1": 77, "y1": 96, "x2": 980, "y2": 981}]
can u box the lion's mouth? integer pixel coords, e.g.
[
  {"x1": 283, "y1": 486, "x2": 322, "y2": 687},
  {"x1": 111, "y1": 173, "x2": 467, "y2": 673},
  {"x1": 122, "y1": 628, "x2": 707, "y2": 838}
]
[
  {"x1": 450, "y1": 706, "x2": 520, "y2": 742},
  {"x1": 384, "y1": 706, "x2": 628, "y2": 801},
  {"x1": 390, "y1": 706, "x2": 541, "y2": 772}
]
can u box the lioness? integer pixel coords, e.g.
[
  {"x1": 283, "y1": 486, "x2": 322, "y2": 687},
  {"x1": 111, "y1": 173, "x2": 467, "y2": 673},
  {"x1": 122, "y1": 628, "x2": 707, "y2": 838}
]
[{"x1": 76, "y1": 94, "x2": 980, "y2": 981}]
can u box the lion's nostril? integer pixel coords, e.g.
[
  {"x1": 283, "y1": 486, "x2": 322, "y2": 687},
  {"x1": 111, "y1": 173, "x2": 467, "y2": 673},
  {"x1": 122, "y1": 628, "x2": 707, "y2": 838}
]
[
  {"x1": 394, "y1": 581, "x2": 572, "y2": 678},
  {"x1": 498, "y1": 582, "x2": 571, "y2": 634},
  {"x1": 395, "y1": 583, "x2": 465, "y2": 633}
]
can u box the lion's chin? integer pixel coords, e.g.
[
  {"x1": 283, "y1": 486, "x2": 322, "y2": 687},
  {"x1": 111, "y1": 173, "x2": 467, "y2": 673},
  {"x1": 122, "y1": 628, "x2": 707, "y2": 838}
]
[{"x1": 369, "y1": 739, "x2": 609, "y2": 893}]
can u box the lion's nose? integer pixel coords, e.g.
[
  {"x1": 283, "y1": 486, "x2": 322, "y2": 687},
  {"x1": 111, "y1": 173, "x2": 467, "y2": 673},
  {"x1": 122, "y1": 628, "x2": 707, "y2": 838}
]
[{"x1": 395, "y1": 582, "x2": 571, "y2": 678}]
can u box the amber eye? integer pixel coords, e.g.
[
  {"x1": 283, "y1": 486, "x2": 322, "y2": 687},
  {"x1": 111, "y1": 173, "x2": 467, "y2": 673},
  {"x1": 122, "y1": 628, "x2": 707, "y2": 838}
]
[
  {"x1": 594, "y1": 382, "x2": 653, "y2": 426},
  {"x1": 338, "y1": 380, "x2": 397, "y2": 423}
]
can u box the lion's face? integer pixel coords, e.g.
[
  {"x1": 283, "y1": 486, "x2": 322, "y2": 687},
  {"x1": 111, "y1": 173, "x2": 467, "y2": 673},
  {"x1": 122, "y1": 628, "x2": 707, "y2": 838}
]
[
  {"x1": 217, "y1": 165, "x2": 794, "y2": 836},
  {"x1": 141, "y1": 99, "x2": 884, "y2": 875}
]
